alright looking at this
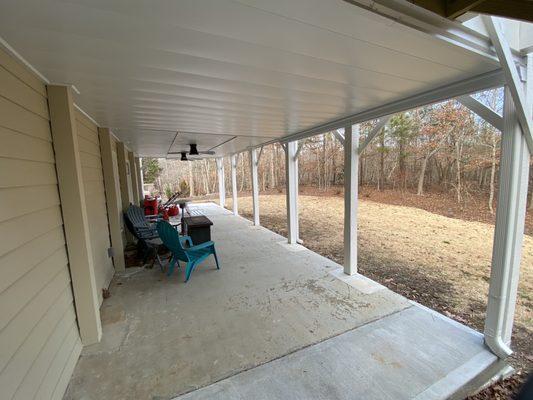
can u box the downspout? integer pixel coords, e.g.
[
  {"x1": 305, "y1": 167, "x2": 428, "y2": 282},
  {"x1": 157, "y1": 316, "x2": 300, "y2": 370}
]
[{"x1": 484, "y1": 86, "x2": 530, "y2": 359}]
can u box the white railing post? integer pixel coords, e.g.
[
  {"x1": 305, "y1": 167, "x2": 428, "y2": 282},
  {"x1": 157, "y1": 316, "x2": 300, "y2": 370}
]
[
  {"x1": 216, "y1": 157, "x2": 225, "y2": 207},
  {"x1": 250, "y1": 148, "x2": 260, "y2": 225},
  {"x1": 344, "y1": 125, "x2": 359, "y2": 275},
  {"x1": 231, "y1": 154, "x2": 238, "y2": 215},
  {"x1": 285, "y1": 141, "x2": 299, "y2": 244},
  {"x1": 484, "y1": 86, "x2": 530, "y2": 358}
]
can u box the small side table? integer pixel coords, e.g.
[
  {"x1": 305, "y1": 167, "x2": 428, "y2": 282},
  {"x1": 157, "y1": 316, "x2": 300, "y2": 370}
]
[{"x1": 183, "y1": 216, "x2": 213, "y2": 245}]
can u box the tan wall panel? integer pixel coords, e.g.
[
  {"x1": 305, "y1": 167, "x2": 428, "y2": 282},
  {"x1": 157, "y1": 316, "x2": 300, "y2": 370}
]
[
  {"x1": 0, "y1": 158, "x2": 58, "y2": 188},
  {"x1": 0, "y1": 185, "x2": 60, "y2": 223},
  {"x1": 0, "y1": 248, "x2": 68, "y2": 331},
  {"x1": 0, "y1": 206, "x2": 63, "y2": 257},
  {"x1": 75, "y1": 110, "x2": 114, "y2": 304},
  {"x1": 0, "y1": 48, "x2": 80, "y2": 400},
  {"x1": 0, "y1": 47, "x2": 46, "y2": 97},
  {"x1": 0, "y1": 96, "x2": 51, "y2": 140},
  {"x1": 0, "y1": 65, "x2": 48, "y2": 119},
  {"x1": 0, "y1": 227, "x2": 65, "y2": 293},
  {"x1": 0, "y1": 126, "x2": 54, "y2": 163},
  {"x1": 12, "y1": 308, "x2": 77, "y2": 400}
]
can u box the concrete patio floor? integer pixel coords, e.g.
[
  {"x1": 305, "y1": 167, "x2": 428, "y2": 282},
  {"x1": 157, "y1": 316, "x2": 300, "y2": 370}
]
[{"x1": 64, "y1": 203, "x2": 502, "y2": 400}]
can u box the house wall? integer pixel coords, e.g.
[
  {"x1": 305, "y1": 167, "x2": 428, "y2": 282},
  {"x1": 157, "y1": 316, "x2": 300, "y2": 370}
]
[
  {"x1": 75, "y1": 110, "x2": 114, "y2": 304},
  {"x1": 0, "y1": 47, "x2": 82, "y2": 399}
]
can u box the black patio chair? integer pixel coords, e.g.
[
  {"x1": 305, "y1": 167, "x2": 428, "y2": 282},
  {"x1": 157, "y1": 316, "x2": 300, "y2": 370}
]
[{"x1": 124, "y1": 205, "x2": 165, "y2": 269}]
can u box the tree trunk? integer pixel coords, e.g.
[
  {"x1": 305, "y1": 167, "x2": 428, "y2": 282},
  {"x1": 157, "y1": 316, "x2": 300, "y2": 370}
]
[
  {"x1": 417, "y1": 156, "x2": 429, "y2": 195},
  {"x1": 455, "y1": 140, "x2": 462, "y2": 203},
  {"x1": 489, "y1": 130, "x2": 497, "y2": 213},
  {"x1": 379, "y1": 132, "x2": 385, "y2": 191}
]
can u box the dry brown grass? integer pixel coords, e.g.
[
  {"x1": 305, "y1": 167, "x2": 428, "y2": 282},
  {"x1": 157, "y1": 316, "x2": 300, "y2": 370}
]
[{"x1": 224, "y1": 193, "x2": 533, "y2": 372}]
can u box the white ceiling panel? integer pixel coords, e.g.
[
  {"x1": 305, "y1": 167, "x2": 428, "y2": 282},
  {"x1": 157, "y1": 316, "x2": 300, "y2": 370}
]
[{"x1": 0, "y1": 0, "x2": 499, "y2": 157}]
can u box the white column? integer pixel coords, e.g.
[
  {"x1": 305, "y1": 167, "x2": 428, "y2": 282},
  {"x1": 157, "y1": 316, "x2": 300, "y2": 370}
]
[
  {"x1": 484, "y1": 86, "x2": 530, "y2": 358},
  {"x1": 128, "y1": 151, "x2": 140, "y2": 206},
  {"x1": 231, "y1": 154, "x2": 238, "y2": 215},
  {"x1": 285, "y1": 141, "x2": 299, "y2": 244},
  {"x1": 134, "y1": 156, "x2": 143, "y2": 202},
  {"x1": 216, "y1": 157, "x2": 226, "y2": 207},
  {"x1": 139, "y1": 157, "x2": 145, "y2": 197},
  {"x1": 344, "y1": 125, "x2": 359, "y2": 275},
  {"x1": 250, "y1": 149, "x2": 260, "y2": 226},
  {"x1": 47, "y1": 85, "x2": 102, "y2": 344}
]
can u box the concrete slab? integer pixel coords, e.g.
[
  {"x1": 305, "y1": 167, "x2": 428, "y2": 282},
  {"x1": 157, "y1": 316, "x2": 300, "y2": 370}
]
[
  {"x1": 65, "y1": 203, "x2": 499, "y2": 400},
  {"x1": 174, "y1": 306, "x2": 498, "y2": 400},
  {"x1": 64, "y1": 203, "x2": 409, "y2": 400}
]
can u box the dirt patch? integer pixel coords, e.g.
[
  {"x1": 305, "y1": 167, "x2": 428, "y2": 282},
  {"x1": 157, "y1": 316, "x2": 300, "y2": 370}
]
[{"x1": 225, "y1": 193, "x2": 533, "y2": 380}]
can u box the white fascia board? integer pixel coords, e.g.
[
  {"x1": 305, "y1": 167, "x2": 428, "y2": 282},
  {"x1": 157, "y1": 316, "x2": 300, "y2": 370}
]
[{"x1": 342, "y1": 0, "x2": 522, "y2": 64}]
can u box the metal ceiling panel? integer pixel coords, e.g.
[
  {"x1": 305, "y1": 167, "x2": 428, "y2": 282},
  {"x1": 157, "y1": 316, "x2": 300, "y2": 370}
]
[{"x1": 0, "y1": 0, "x2": 499, "y2": 157}]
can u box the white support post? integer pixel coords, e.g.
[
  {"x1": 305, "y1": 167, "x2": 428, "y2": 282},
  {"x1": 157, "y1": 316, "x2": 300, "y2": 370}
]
[
  {"x1": 484, "y1": 86, "x2": 530, "y2": 359},
  {"x1": 483, "y1": 16, "x2": 533, "y2": 152},
  {"x1": 216, "y1": 157, "x2": 226, "y2": 207},
  {"x1": 285, "y1": 141, "x2": 299, "y2": 244},
  {"x1": 231, "y1": 154, "x2": 238, "y2": 215},
  {"x1": 344, "y1": 125, "x2": 359, "y2": 275},
  {"x1": 250, "y1": 148, "x2": 260, "y2": 226}
]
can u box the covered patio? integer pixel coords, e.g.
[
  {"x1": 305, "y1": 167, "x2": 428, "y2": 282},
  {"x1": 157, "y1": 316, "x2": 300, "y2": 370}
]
[
  {"x1": 0, "y1": 1, "x2": 532, "y2": 399},
  {"x1": 65, "y1": 204, "x2": 498, "y2": 400}
]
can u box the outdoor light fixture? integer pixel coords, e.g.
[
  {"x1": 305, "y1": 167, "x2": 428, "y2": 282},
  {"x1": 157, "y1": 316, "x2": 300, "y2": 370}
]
[{"x1": 189, "y1": 143, "x2": 199, "y2": 155}]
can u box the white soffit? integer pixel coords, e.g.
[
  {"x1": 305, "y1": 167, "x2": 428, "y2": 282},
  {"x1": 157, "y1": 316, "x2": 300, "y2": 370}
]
[{"x1": 0, "y1": 0, "x2": 499, "y2": 157}]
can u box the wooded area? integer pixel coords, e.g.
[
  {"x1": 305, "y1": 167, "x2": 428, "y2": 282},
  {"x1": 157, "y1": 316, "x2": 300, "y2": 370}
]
[{"x1": 143, "y1": 89, "x2": 532, "y2": 212}]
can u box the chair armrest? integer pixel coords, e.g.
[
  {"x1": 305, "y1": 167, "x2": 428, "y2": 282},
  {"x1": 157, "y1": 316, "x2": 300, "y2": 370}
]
[
  {"x1": 145, "y1": 215, "x2": 161, "y2": 221},
  {"x1": 179, "y1": 235, "x2": 193, "y2": 247},
  {"x1": 187, "y1": 241, "x2": 215, "y2": 252}
]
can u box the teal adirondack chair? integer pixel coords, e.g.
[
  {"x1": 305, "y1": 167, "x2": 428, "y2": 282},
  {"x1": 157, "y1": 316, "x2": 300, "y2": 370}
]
[{"x1": 156, "y1": 220, "x2": 220, "y2": 282}]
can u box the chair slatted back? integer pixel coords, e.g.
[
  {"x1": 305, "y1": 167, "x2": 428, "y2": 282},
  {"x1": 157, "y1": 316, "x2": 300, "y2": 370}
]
[
  {"x1": 127, "y1": 204, "x2": 151, "y2": 230},
  {"x1": 157, "y1": 220, "x2": 189, "y2": 262}
]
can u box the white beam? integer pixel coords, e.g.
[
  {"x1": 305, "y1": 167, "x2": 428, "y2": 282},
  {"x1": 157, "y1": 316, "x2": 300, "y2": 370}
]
[
  {"x1": 295, "y1": 142, "x2": 303, "y2": 159},
  {"x1": 358, "y1": 115, "x2": 392, "y2": 154},
  {"x1": 265, "y1": 70, "x2": 504, "y2": 149},
  {"x1": 457, "y1": 95, "x2": 504, "y2": 132},
  {"x1": 483, "y1": 16, "x2": 533, "y2": 152},
  {"x1": 216, "y1": 157, "x2": 226, "y2": 207},
  {"x1": 484, "y1": 87, "x2": 530, "y2": 359},
  {"x1": 250, "y1": 149, "x2": 260, "y2": 226},
  {"x1": 257, "y1": 146, "x2": 265, "y2": 164},
  {"x1": 285, "y1": 141, "x2": 299, "y2": 244},
  {"x1": 231, "y1": 154, "x2": 238, "y2": 215},
  {"x1": 333, "y1": 129, "x2": 345, "y2": 145},
  {"x1": 344, "y1": 125, "x2": 359, "y2": 275}
]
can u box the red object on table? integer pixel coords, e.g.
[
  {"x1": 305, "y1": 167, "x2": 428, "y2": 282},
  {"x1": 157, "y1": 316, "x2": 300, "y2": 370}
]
[
  {"x1": 143, "y1": 197, "x2": 158, "y2": 216},
  {"x1": 168, "y1": 204, "x2": 179, "y2": 217}
]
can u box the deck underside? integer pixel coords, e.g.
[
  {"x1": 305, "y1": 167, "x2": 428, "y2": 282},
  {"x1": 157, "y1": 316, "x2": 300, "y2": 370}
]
[{"x1": 65, "y1": 203, "x2": 501, "y2": 400}]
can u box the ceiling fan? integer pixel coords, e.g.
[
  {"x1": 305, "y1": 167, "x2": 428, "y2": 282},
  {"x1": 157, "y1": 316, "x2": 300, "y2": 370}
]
[{"x1": 168, "y1": 144, "x2": 215, "y2": 161}]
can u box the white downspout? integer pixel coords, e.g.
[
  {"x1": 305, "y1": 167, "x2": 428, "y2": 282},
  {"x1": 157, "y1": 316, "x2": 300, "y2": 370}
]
[{"x1": 484, "y1": 86, "x2": 530, "y2": 359}]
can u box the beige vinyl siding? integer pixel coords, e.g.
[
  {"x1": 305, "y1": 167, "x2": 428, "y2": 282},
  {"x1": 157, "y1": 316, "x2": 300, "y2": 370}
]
[
  {"x1": 75, "y1": 111, "x2": 114, "y2": 305},
  {"x1": 0, "y1": 47, "x2": 81, "y2": 400}
]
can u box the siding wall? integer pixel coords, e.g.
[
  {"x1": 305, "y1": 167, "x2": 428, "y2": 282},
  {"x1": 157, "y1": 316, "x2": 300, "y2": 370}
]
[
  {"x1": 75, "y1": 111, "x2": 114, "y2": 305},
  {"x1": 0, "y1": 48, "x2": 82, "y2": 399}
]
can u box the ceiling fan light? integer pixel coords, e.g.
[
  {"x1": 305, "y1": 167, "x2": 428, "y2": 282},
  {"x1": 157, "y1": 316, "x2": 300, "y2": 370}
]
[{"x1": 189, "y1": 143, "x2": 199, "y2": 155}]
